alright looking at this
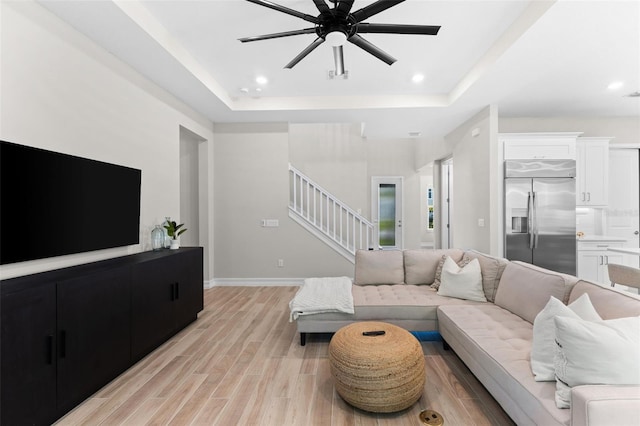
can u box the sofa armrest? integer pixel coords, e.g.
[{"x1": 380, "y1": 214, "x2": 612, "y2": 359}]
[{"x1": 571, "y1": 385, "x2": 640, "y2": 426}]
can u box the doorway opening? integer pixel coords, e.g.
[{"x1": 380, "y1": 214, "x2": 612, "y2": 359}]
[
  {"x1": 441, "y1": 158, "x2": 453, "y2": 249},
  {"x1": 179, "y1": 126, "x2": 207, "y2": 247}
]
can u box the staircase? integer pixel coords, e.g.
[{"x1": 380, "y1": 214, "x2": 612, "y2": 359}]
[{"x1": 289, "y1": 164, "x2": 373, "y2": 263}]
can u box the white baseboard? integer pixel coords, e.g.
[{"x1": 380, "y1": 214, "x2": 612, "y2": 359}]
[{"x1": 205, "y1": 278, "x2": 304, "y2": 288}]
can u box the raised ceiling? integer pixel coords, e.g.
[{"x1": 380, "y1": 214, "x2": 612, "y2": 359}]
[{"x1": 37, "y1": 0, "x2": 640, "y2": 139}]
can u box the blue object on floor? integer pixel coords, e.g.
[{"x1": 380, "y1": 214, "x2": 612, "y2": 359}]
[{"x1": 411, "y1": 331, "x2": 442, "y2": 341}]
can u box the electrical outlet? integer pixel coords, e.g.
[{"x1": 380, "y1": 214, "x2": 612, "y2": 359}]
[{"x1": 277, "y1": 259, "x2": 284, "y2": 267}]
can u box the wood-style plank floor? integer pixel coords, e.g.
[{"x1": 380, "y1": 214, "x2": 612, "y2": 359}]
[{"x1": 55, "y1": 286, "x2": 515, "y2": 425}]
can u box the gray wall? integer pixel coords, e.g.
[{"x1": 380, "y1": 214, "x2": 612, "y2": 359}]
[
  {"x1": 213, "y1": 123, "x2": 355, "y2": 280},
  {"x1": 445, "y1": 106, "x2": 500, "y2": 254},
  {"x1": 0, "y1": 1, "x2": 215, "y2": 280},
  {"x1": 213, "y1": 122, "x2": 424, "y2": 281}
]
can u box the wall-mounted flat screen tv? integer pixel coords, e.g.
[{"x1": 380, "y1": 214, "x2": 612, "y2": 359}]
[{"x1": 0, "y1": 141, "x2": 142, "y2": 265}]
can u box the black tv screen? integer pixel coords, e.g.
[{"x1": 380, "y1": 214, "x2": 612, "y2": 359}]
[{"x1": 0, "y1": 141, "x2": 142, "y2": 265}]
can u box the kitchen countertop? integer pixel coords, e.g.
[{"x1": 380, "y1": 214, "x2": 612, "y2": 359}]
[
  {"x1": 577, "y1": 235, "x2": 628, "y2": 242},
  {"x1": 608, "y1": 247, "x2": 640, "y2": 256}
]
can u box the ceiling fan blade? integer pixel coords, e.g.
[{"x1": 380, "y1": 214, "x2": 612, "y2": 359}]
[
  {"x1": 246, "y1": 0, "x2": 319, "y2": 24},
  {"x1": 312, "y1": 0, "x2": 330, "y2": 14},
  {"x1": 356, "y1": 23, "x2": 440, "y2": 36},
  {"x1": 239, "y1": 28, "x2": 317, "y2": 43},
  {"x1": 348, "y1": 34, "x2": 396, "y2": 65},
  {"x1": 285, "y1": 37, "x2": 325, "y2": 69},
  {"x1": 351, "y1": 0, "x2": 405, "y2": 23},
  {"x1": 334, "y1": 0, "x2": 355, "y2": 18}
]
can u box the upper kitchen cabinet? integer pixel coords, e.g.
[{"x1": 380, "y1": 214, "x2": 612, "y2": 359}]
[
  {"x1": 576, "y1": 137, "x2": 611, "y2": 207},
  {"x1": 502, "y1": 132, "x2": 581, "y2": 160}
]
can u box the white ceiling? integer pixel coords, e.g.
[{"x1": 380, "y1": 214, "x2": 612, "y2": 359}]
[{"x1": 37, "y1": 0, "x2": 640, "y2": 139}]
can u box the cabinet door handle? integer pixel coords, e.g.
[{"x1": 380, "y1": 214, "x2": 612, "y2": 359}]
[
  {"x1": 170, "y1": 283, "x2": 175, "y2": 301},
  {"x1": 581, "y1": 192, "x2": 586, "y2": 201},
  {"x1": 587, "y1": 192, "x2": 591, "y2": 202},
  {"x1": 605, "y1": 255, "x2": 609, "y2": 265},
  {"x1": 598, "y1": 255, "x2": 603, "y2": 265},
  {"x1": 47, "y1": 335, "x2": 54, "y2": 365},
  {"x1": 175, "y1": 282, "x2": 180, "y2": 300},
  {"x1": 60, "y1": 330, "x2": 66, "y2": 359}
]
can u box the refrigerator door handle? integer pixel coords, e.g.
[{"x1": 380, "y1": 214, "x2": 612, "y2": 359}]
[
  {"x1": 528, "y1": 192, "x2": 534, "y2": 249},
  {"x1": 532, "y1": 191, "x2": 539, "y2": 248}
]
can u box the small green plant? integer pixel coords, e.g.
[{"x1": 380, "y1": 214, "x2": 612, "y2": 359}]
[{"x1": 164, "y1": 220, "x2": 187, "y2": 240}]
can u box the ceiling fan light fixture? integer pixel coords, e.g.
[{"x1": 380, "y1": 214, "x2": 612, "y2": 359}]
[{"x1": 325, "y1": 31, "x2": 348, "y2": 47}]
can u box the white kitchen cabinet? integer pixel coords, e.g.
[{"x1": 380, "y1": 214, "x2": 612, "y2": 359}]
[
  {"x1": 577, "y1": 240, "x2": 624, "y2": 284},
  {"x1": 502, "y1": 132, "x2": 579, "y2": 160},
  {"x1": 576, "y1": 137, "x2": 610, "y2": 206}
]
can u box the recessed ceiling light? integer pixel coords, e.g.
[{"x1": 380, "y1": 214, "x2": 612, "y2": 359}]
[
  {"x1": 256, "y1": 76, "x2": 268, "y2": 85},
  {"x1": 408, "y1": 131, "x2": 422, "y2": 137},
  {"x1": 239, "y1": 87, "x2": 249, "y2": 93},
  {"x1": 608, "y1": 81, "x2": 624, "y2": 90},
  {"x1": 412, "y1": 74, "x2": 425, "y2": 83},
  {"x1": 255, "y1": 87, "x2": 262, "y2": 92}
]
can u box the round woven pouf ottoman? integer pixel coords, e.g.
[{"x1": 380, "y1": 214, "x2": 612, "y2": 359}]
[{"x1": 328, "y1": 321, "x2": 426, "y2": 413}]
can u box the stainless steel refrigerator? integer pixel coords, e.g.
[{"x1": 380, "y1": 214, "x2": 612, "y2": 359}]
[{"x1": 504, "y1": 159, "x2": 576, "y2": 275}]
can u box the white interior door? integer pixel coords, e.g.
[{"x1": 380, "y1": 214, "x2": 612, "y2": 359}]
[
  {"x1": 371, "y1": 177, "x2": 403, "y2": 250},
  {"x1": 606, "y1": 148, "x2": 639, "y2": 267}
]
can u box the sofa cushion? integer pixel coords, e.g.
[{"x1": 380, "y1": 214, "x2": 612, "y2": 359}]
[
  {"x1": 570, "y1": 385, "x2": 640, "y2": 426},
  {"x1": 464, "y1": 250, "x2": 509, "y2": 302},
  {"x1": 432, "y1": 253, "x2": 470, "y2": 290},
  {"x1": 403, "y1": 249, "x2": 464, "y2": 285},
  {"x1": 295, "y1": 284, "x2": 481, "y2": 333},
  {"x1": 568, "y1": 280, "x2": 640, "y2": 319},
  {"x1": 437, "y1": 257, "x2": 487, "y2": 302},
  {"x1": 353, "y1": 284, "x2": 479, "y2": 320},
  {"x1": 437, "y1": 304, "x2": 569, "y2": 426},
  {"x1": 354, "y1": 250, "x2": 404, "y2": 285},
  {"x1": 494, "y1": 261, "x2": 578, "y2": 324},
  {"x1": 554, "y1": 315, "x2": 640, "y2": 408},
  {"x1": 531, "y1": 294, "x2": 601, "y2": 381}
]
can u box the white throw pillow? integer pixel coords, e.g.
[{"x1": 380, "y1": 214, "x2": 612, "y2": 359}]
[
  {"x1": 531, "y1": 294, "x2": 601, "y2": 381},
  {"x1": 553, "y1": 315, "x2": 640, "y2": 408},
  {"x1": 437, "y1": 257, "x2": 486, "y2": 302}
]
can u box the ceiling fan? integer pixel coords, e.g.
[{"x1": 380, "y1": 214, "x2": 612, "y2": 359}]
[{"x1": 239, "y1": 0, "x2": 441, "y2": 75}]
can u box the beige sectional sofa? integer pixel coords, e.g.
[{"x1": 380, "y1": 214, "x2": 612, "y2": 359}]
[{"x1": 293, "y1": 249, "x2": 640, "y2": 426}]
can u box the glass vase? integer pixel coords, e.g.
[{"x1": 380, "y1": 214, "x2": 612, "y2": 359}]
[{"x1": 151, "y1": 225, "x2": 164, "y2": 251}]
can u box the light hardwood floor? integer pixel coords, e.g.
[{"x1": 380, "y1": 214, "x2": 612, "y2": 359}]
[{"x1": 55, "y1": 286, "x2": 515, "y2": 425}]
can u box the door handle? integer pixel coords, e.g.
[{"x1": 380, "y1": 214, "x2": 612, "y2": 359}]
[
  {"x1": 532, "y1": 191, "x2": 539, "y2": 248},
  {"x1": 527, "y1": 192, "x2": 534, "y2": 249},
  {"x1": 635, "y1": 230, "x2": 639, "y2": 235}
]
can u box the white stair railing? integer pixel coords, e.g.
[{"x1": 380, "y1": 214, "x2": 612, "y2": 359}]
[{"x1": 289, "y1": 164, "x2": 373, "y2": 262}]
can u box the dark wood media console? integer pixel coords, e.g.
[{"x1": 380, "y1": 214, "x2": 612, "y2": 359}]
[{"x1": 0, "y1": 247, "x2": 204, "y2": 425}]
